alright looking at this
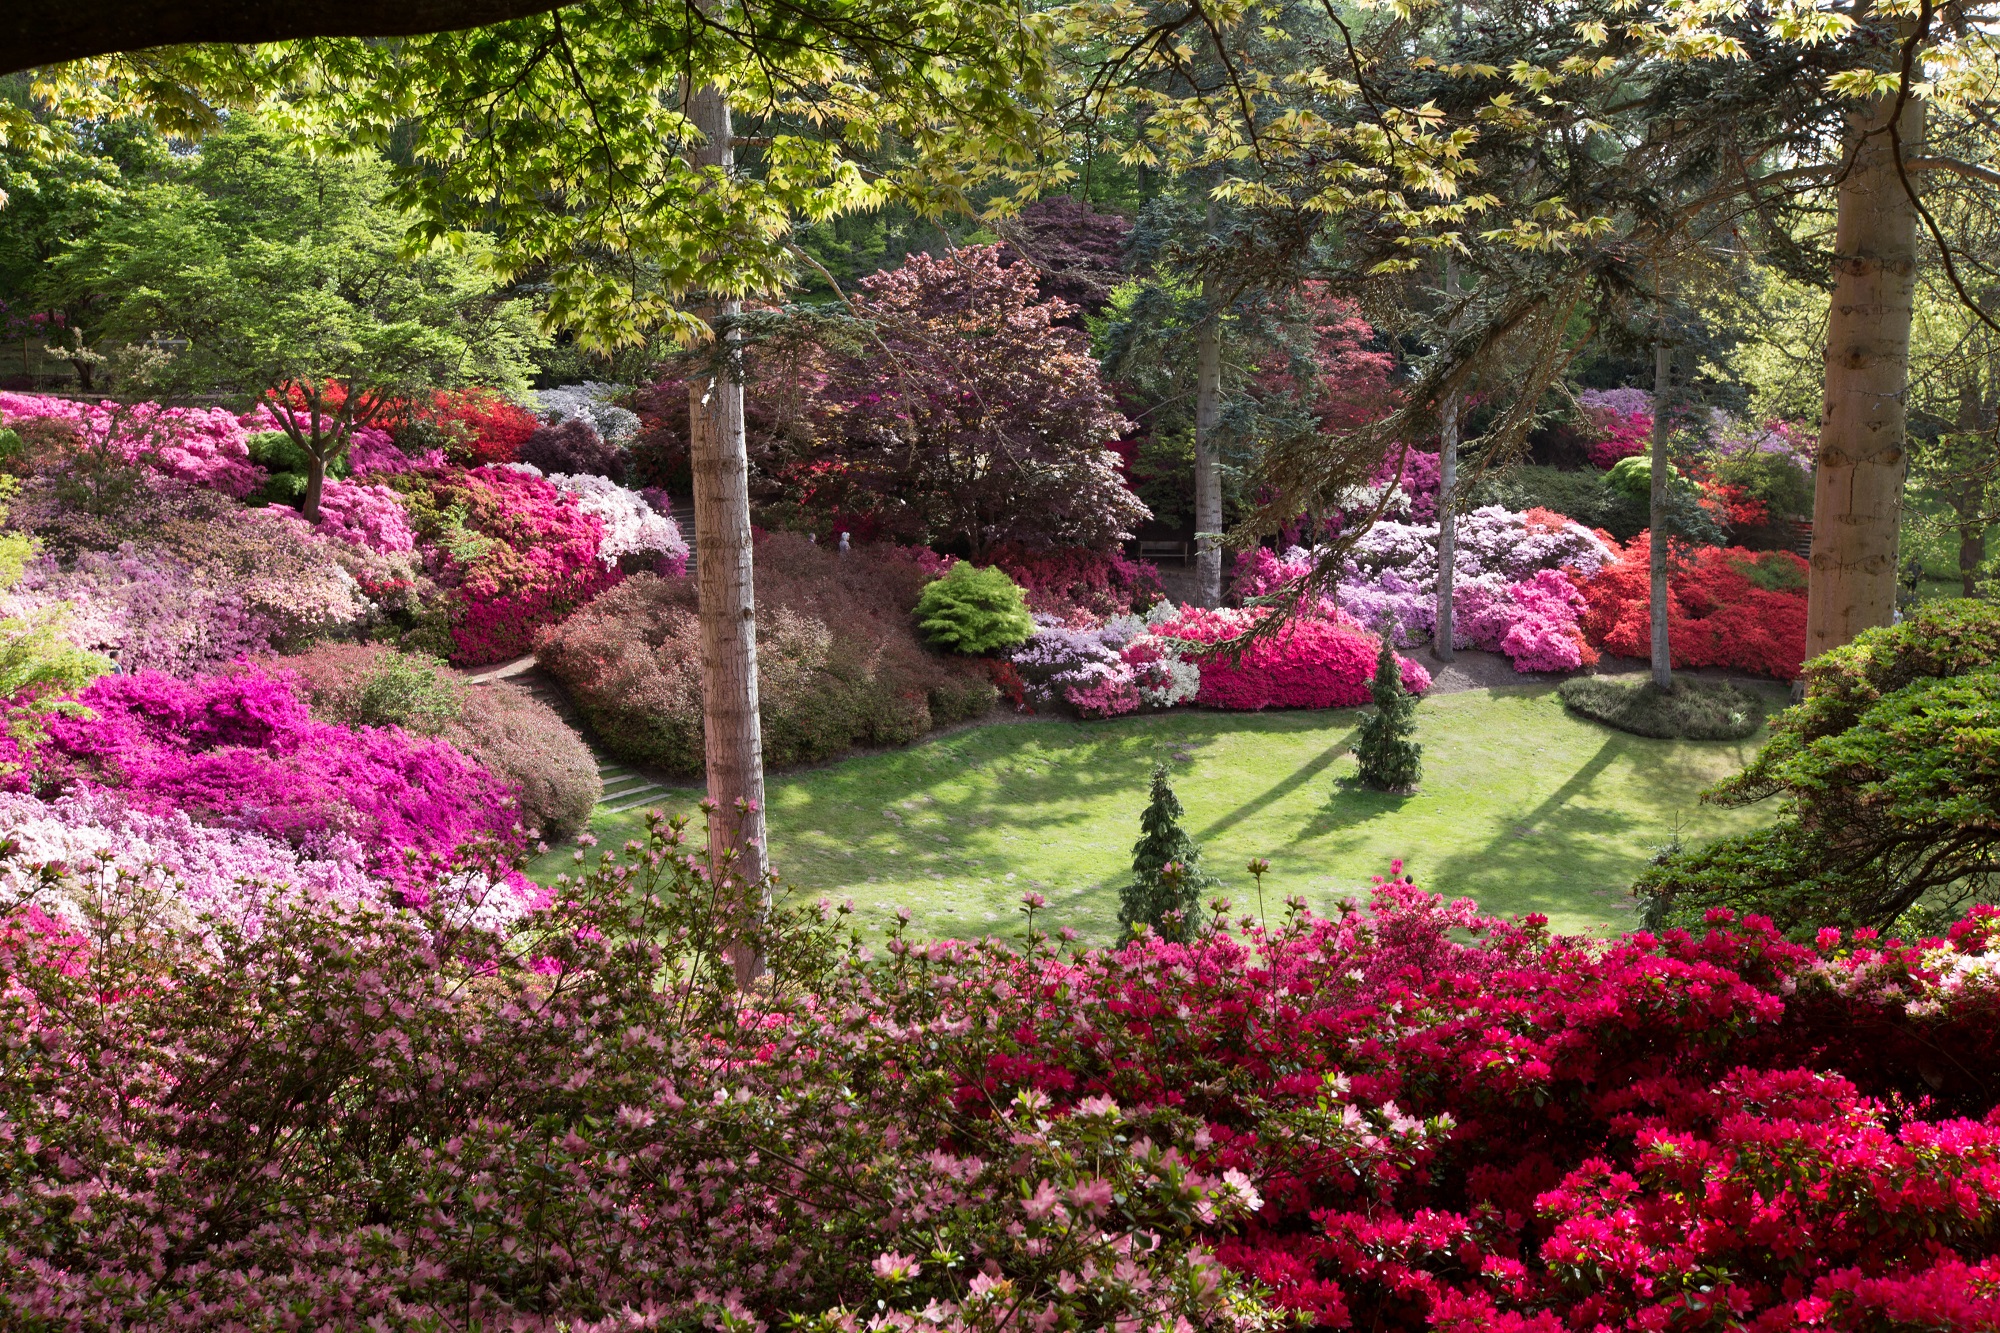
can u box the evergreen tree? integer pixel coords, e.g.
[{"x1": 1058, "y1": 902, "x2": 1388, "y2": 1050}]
[
  {"x1": 1121, "y1": 763, "x2": 1215, "y2": 941},
  {"x1": 1355, "y1": 638, "x2": 1422, "y2": 791}
]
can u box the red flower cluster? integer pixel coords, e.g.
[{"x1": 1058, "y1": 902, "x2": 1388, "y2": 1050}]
[
  {"x1": 943, "y1": 877, "x2": 2000, "y2": 1332},
  {"x1": 422, "y1": 389, "x2": 540, "y2": 465},
  {"x1": 1580, "y1": 537, "x2": 1810, "y2": 678}
]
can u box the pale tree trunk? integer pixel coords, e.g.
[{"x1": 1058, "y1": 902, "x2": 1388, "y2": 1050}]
[
  {"x1": 1806, "y1": 89, "x2": 1925, "y2": 658},
  {"x1": 686, "y1": 82, "x2": 769, "y2": 988},
  {"x1": 1433, "y1": 252, "x2": 1459, "y2": 662},
  {"x1": 1193, "y1": 273, "x2": 1224, "y2": 607},
  {"x1": 1957, "y1": 379, "x2": 1988, "y2": 598},
  {"x1": 1649, "y1": 342, "x2": 1673, "y2": 690}
]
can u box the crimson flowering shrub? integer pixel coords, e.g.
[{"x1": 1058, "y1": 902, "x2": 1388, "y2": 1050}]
[
  {"x1": 1580, "y1": 536, "x2": 1810, "y2": 678},
  {"x1": 1162, "y1": 604, "x2": 1432, "y2": 708},
  {"x1": 986, "y1": 543, "x2": 1164, "y2": 617},
  {"x1": 11, "y1": 833, "x2": 2000, "y2": 1331},
  {"x1": 33, "y1": 666, "x2": 528, "y2": 892}
]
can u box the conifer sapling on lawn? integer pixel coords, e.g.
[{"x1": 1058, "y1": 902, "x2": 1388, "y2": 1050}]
[
  {"x1": 1122, "y1": 762, "x2": 1217, "y2": 941},
  {"x1": 1355, "y1": 634, "x2": 1423, "y2": 791}
]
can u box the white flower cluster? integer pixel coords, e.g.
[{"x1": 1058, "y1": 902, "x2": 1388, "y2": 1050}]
[
  {"x1": 507, "y1": 463, "x2": 688, "y2": 568},
  {"x1": 533, "y1": 381, "x2": 640, "y2": 445}
]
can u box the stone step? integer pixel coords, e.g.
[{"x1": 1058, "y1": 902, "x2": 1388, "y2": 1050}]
[{"x1": 603, "y1": 786, "x2": 670, "y2": 814}]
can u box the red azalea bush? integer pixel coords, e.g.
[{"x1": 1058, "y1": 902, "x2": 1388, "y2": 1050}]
[
  {"x1": 1580, "y1": 536, "x2": 1810, "y2": 679},
  {"x1": 409, "y1": 388, "x2": 541, "y2": 466},
  {"x1": 986, "y1": 543, "x2": 1164, "y2": 617},
  {"x1": 9, "y1": 828, "x2": 2000, "y2": 1332},
  {"x1": 32, "y1": 665, "x2": 527, "y2": 887},
  {"x1": 1163, "y1": 604, "x2": 1432, "y2": 708}
]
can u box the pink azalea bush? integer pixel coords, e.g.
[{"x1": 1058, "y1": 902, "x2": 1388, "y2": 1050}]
[
  {"x1": 1579, "y1": 386, "x2": 1655, "y2": 470},
  {"x1": 441, "y1": 465, "x2": 625, "y2": 665},
  {"x1": 33, "y1": 666, "x2": 528, "y2": 893},
  {"x1": 506, "y1": 463, "x2": 688, "y2": 573},
  {"x1": 2, "y1": 545, "x2": 274, "y2": 676},
  {"x1": 0, "y1": 393, "x2": 265, "y2": 497},
  {"x1": 9, "y1": 829, "x2": 2000, "y2": 1331},
  {"x1": 1162, "y1": 604, "x2": 1432, "y2": 708},
  {"x1": 302, "y1": 478, "x2": 419, "y2": 553}
]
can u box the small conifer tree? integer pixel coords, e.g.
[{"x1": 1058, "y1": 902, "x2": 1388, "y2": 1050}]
[
  {"x1": 1122, "y1": 762, "x2": 1216, "y2": 941},
  {"x1": 1354, "y1": 636, "x2": 1423, "y2": 791}
]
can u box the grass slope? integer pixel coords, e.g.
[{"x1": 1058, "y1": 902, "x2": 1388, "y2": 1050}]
[{"x1": 531, "y1": 684, "x2": 1782, "y2": 943}]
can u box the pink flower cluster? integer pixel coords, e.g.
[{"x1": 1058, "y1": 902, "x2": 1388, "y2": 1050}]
[
  {"x1": 445, "y1": 465, "x2": 625, "y2": 665},
  {"x1": 1161, "y1": 604, "x2": 1431, "y2": 708},
  {"x1": 310, "y1": 478, "x2": 418, "y2": 553},
  {"x1": 0, "y1": 393, "x2": 264, "y2": 497},
  {"x1": 35, "y1": 666, "x2": 527, "y2": 889},
  {"x1": 346, "y1": 424, "x2": 444, "y2": 478},
  {"x1": 1579, "y1": 386, "x2": 1654, "y2": 469}
]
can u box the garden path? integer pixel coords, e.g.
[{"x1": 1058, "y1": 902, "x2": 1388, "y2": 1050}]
[{"x1": 466, "y1": 656, "x2": 679, "y2": 815}]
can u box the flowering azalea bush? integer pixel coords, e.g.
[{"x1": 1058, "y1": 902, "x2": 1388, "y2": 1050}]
[
  {"x1": 1580, "y1": 536, "x2": 1810, "y2": 678},
  {"x1": 1579, "y1": 386, "x2": 1654, "y2": 469},
  {"x1": 507, "y1": 463, "x2": 688, "y2": 573},
  {"x1": 987, "y1": 543, "x2": 1164, "y2": 617},
  {"x1": 1163, "y1": 604, "x2": 1432, "y2": 709},
  {"x1": 306, "y1": 478, "x2": 419, "y2": 553},
  {"x1": 31, "y1": 666, "x2": 528, "y2": 892},
  {"x1": 532, "y1": 380, "x2": 641, "y2": 445},
  {"x1": 10, "y1": 826, "x2": 2000, "y2": 1331},
  {"x1": 1009, "y1": 603, "x2": 1202, "y2": 717},
  {"x1": 0, "y1": 393, "x2": 265, "y2": 498}
]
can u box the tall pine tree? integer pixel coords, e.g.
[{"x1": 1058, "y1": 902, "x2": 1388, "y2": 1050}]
[
  {"x1": 1122, "y1": 763, "x2": 1216, "y2": 941},
  {"x1": 1355, "y1": 638, "x2": 1422, "y2": 791}
]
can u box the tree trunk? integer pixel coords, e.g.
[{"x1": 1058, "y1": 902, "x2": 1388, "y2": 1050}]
[
  {"x1": 1433, "y1": 253, "x2": 1459, "y2": 662},
  {"x1": 1805, "y1": 88, "x2": 1925, "y2": 658},
  {"x1": 301, "y1": 449, "x2": 326, "y2": 524},
  {"x1": 1958, "y1": 379, "x2": 1986, "y2": 597},
  {"x1": 1649, "y1": 342, "x2": 1673, "y2": 690},
  {"x1": 1193, "y1": 274, "x2": 1224, "y2": 608},
  {"x1": 686, "y1": 82, "x2": 770, "y2": 988}
]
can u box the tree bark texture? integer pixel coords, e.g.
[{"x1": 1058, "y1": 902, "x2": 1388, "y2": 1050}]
[
  {"x1": 4, "y1": 0, "x2": 573, "y2": 75},
  {"x1": 1433, "y1": 253, "x2": 1459, "y2": 662},
  {"x1": 1649, "y1": 342, "x2": 1673, "y2": 690},
  {"x1": 684, "y1": 82, "x2": 769, "y2": 988},
  {"x1": 1193, "y1": 274, "x2": 1224, "y2": 608},
  {"x1": 1806, "y1": 90, "x2": 1925, "y2": 659}
]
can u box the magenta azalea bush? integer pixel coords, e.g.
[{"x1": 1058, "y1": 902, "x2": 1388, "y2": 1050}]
[
  {"x1": 306, "y1": 479, "x2": 419, "y2": 553},
  {"x1": 6, "y1": 830, "x2": 2000, "y2": 1332},
  {"x1": 32, "y1": 666, "x2": 528, "y2": 891},
  {"x1": 1164, "y1": 604, "x2": 1433, "y2": 708}
]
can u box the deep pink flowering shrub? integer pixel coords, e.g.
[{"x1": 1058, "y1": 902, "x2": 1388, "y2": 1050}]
[
  {"x1": 1579, "y1": 387, "x2": 1654, "y2": 469},
  {"x1": 0, "y1": 393, "x2": 264, "y2": 497},
  {"x1": 35, "y1": 666, "x2": 527, "y2": 889},
  {"x1": 1162, "y1": 605, "x2": 1432, "y2": 708}
]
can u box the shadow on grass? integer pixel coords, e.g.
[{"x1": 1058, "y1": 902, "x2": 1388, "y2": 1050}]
[{"x1": 1196, "y1": 726, "x2": 1359, "y2": 842}]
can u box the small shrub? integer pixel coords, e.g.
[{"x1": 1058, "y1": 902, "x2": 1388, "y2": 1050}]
[
  {"x1": 914, "y1": 561, "x2": 1035, "y2": 654},
  {"x1": 1353, "y1": 636, "x2": 1422, "y2": 789},
  {"x1": 1558, "y1": 675, "x2": 1766, "y2": 740},
  {"x1": 1121, "y1": 762, "x2": 1215, "y2": 941},
  {"x1": 537, "y1": 536, "x2": 995, "y2": 774},
  {"x1": 519, "y1": 417, "x2": 626, "y2": 481}
]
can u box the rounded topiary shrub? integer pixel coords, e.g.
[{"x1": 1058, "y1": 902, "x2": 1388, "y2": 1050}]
[
  {"x1": 914, "y1": 561, "x2": 1035, "y2": 654},
  {"x1": 537, "y1": 534, "x2": 997, "y2": 774},
  {"x1": 1558, "y1": 674, "x2": 1766, "y2": 740}
]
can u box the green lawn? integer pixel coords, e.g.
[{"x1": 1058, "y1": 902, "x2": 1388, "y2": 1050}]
[{"x1": 532, "y1": 683, "x2": 1784, "y2": 944}]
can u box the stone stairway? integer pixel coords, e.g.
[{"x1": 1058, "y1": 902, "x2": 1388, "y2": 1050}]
[{"x1": 465, "y1": 655, "x2": 681, "y2": 819}]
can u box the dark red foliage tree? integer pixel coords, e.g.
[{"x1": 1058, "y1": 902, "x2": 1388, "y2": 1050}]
[
  {"x1": 998, "y1": 197, "x2": 1133, "y2": 320},
  {"x1": 772, "y1": 246, "x2": 1147, "y2": 555}
]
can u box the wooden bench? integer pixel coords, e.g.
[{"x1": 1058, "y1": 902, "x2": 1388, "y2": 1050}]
[{"x1": 1138, "y1": 540, "x2": 1191, "y2": 565}]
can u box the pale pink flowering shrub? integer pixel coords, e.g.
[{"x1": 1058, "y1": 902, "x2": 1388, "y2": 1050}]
[
  {"x1": 505, "y1": 463, "x2": 689, "y2": 573},
  {"x1": 0, "y1": 784, "x2": 381, "y2": 934},
  {"x1": 0, "y1": 393, "x2": 264, "y2": 497},
  {"x1": 1, "y1": 545, "x2": 275, "y2": 676}
]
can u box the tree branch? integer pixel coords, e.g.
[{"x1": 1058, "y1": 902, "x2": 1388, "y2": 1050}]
[{"x1": 3, "y1": 0, "x2": 577, "y2": 76}]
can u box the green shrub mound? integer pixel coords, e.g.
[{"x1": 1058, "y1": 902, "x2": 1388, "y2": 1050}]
[
  {"x1": 1635, "y1": 599, "x2": 2000, "y2": 938},
  {"x1": 1558, "y1": 675, "x2": 1765, "y2": 741},
  {"x1": 276, "y1": 641, "x2": 601, "y2": 840},
  {"x1": 913, "y1": 561, "x2": 1035, "y2": 654},
  {"x1": 1466, "y1": 464, "x2": 1648, "y2": 540},
  {"x1": 536, "y1": 534, "x2": 998, "y2": 775}
]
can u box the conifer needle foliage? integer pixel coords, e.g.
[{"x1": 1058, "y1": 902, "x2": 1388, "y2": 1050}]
[
  {"x1": 1354, "y1": 636, "x2": 1422, "y2": 792},
  {"x1": 1122, "y1": 762, "x2": 1216, "y2": 941}
]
